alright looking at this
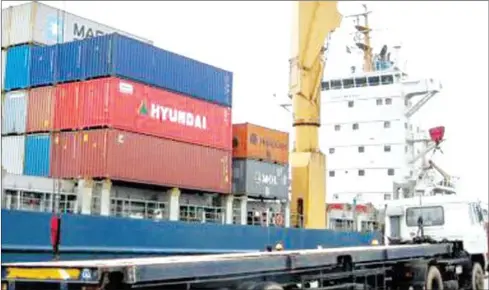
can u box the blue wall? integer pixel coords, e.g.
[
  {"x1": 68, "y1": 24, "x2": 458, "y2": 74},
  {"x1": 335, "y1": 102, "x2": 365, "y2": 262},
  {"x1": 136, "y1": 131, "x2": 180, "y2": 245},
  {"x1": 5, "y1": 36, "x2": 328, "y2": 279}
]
[{"x1": 1, "y1": 210, "x2": 381, "y2": 263}]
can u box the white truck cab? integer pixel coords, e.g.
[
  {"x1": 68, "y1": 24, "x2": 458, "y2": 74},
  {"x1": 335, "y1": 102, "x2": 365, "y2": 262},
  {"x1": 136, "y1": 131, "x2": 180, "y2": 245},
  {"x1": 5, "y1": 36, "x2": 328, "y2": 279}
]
[{"x1": 384, "y1": 194, "x2": 489, "y2": 272}]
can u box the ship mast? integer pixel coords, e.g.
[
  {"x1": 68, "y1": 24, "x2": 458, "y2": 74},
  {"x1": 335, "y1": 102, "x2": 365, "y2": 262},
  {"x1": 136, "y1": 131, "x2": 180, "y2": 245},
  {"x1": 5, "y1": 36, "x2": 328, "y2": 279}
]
[{"x1": 345, "y1": 4, "x2": 373, "y2": 72}]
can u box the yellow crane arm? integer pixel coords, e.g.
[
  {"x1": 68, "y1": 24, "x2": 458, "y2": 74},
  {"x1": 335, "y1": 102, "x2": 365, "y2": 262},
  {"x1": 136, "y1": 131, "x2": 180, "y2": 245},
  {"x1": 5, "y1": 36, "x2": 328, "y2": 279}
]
[{"x1": 289, "y1": 1, "x2": 341, "y2": 229}]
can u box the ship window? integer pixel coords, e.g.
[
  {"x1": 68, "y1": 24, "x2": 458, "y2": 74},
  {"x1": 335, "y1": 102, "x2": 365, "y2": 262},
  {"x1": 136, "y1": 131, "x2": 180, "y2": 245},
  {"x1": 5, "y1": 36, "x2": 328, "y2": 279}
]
[
  {"x1": 384, "y1": 145, "x2": 391, "y2": 152},
  {"x1": 384, "y1": 121, "x2": 391, "y2": 128},
  {"x1": 331, "y1": 80, "x2": 342, "y2": 89},
  {"x1": 343, "y1": 78, "x2": 354, "y2": 89},
  {"x1": 329, "y1": 148, "x2": 335, "y2": 154},
  {"x1": 334, "y1": 124, "x2": 341, "y2": 131},
  {"x1": 385, "y1": 98, "x2": 392, "y2": 105},
  {"x1": 329, "y1": 171, "x2": 335, "y2": 177},
  {"x1": 352, "y1": 123, "x2": 359, "y2": 130},
  {"x1": 322, "y1": 81, "x2": 330, "y2": 91},
  {"x1": 406, "y1": 206, "x2": 444, "y2": 227},
  {"x1": 358, "y1": 169, "x2": 365, "y2": 176},
  {"x1": 384, "y1": 194, "x2": 392, "y2": 200},
  {"x1": 355, "y1": 77, "x2": 367, "y2": 87},
  {"x1": 348, "y1": 101, "x2": 354, "y2": 108},
  {"x1": 404, "y1": 122, "x2": 408, "y2": 129},
  {"x1": 381, "y1": 74, "x2": 394, "y2": 85},
  {"x1": 376, "y1": 98, "x2": 383, "y2": 105},
  {"x1": 358, "y1": 146, "x2": 365, "y2": 153},
  {"x1": 405, "y1": 146, "x2": 408, "y2": 153},
  {"x1": 368, "y1": 76, "x2": 380, "y2": 86},
  {"x1": 387, "y1": 169, "x2": 395, "y2": 176}
]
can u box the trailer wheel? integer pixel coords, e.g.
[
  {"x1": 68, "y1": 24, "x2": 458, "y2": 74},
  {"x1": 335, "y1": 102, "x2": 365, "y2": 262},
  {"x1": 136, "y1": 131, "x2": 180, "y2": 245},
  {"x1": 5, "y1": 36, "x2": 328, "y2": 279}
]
[
  {"x1": 425, "y1": 266, "x2": 444, "y2": 290},
  {"x1": 471, "y1": 262, "x2": 484, "y2": 290}
]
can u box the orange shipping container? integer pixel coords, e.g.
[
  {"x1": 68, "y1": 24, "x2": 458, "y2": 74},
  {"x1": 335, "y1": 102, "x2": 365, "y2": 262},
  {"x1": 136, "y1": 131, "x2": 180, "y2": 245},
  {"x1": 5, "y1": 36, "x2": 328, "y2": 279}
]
[
  {"x1": 26, "y1": 86, "x2": 55, "y2": 133},
  {"x1": 232, "y1": 123, "x2": 289, "y2": 165}
]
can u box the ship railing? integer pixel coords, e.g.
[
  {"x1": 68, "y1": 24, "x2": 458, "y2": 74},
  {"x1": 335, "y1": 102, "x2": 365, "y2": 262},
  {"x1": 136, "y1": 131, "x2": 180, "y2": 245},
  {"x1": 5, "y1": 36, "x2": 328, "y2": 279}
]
[
  {"x1": 232, "y1": 207, "x2": 242, "y2": 225},
  {"x1": 246, "y1": 210, "x2": 285, "y2": 227},
  {"x1": 109, "y1": 197, "x2": 169, "y2": 220},
  {"x1": 179, "y1": 204, "x2": 225, "y2": 224},
  {"x1": 1, "y1": 189, "x2": 76, "y2": 213},
  {"x1": 289, "y1": 213, "x2": 305, "y2": 228}
]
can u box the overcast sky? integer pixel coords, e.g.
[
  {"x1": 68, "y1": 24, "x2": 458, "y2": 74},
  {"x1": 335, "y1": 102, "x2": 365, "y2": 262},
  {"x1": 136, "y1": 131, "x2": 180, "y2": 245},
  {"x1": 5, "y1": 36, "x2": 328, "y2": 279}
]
[{"x1": 2, "y1": 1, "x2": 488, "y2": 202}]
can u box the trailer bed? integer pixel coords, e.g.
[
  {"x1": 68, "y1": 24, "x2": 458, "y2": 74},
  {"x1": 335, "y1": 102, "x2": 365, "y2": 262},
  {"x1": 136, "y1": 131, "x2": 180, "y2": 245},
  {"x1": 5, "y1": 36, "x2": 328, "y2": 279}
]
[{"x1": 2, "y1": 243, "x2": 454, "y2": 288}]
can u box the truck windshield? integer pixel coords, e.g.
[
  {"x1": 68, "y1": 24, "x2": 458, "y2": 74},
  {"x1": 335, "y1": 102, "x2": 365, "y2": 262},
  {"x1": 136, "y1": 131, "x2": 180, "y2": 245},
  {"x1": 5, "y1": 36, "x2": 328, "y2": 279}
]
[{"x1": 406, "y1": 206, "x2": 444, "y2": 227}]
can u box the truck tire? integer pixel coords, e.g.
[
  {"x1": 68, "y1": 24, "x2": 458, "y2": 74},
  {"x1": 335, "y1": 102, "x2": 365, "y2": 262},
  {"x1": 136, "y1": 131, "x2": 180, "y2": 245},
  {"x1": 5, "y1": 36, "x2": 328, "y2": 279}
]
[
  {"x1": 471, "y1": 262, "x2": 484, "y2": 290},
  {"x1": 425, "y1": 266, "x2": 444, "y2": 290}
]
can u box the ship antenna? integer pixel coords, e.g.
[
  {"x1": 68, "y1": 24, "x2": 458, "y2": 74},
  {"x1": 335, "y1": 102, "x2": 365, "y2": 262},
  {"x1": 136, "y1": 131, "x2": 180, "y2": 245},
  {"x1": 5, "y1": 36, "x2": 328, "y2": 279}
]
[{"x1": 345, "y1": 4, "x2": 374, "y2": 72}]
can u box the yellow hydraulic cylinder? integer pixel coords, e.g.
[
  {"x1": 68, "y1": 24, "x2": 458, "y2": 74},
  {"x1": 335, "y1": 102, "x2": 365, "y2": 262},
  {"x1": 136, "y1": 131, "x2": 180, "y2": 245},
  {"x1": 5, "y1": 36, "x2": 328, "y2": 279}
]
[{"x1": 289, "y1": 1, "x2": 341, "y2": 229}]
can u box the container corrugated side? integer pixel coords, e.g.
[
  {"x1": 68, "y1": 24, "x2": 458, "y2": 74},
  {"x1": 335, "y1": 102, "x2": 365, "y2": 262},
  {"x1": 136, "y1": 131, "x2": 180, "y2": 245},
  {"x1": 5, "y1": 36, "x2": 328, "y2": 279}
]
[
  {"x1": 30, "y1": 45, "x2": 56, "y2": 87},
  {"x1": 26, "y1": 86, "x2": 55, "y2": 133},
  {"x1": 4, "y1": 45, "x2": 31, "y2": 91},
  {"x1": 51, "y1": 132, "x2": 80, "y2": 178},
  {"x1": 23, "y1": 134, "x2": 51, "y2": 177},
  {"x1": 1, "y1": 135, "x2": 25, "y2": 174},
  {"x1": 232, "y1": 159, "x2": 289, "y2": 200},
  {"x1": 53, "y1": 82, "x2": 81, "y2": 131},
  {"x1": 1, "y1": 2, "x2": 152, "y2": 48},
  {"x1": 232, "y1": 123, "x2": 289, "y2": 165},
  {"x1": 57, "y1": 77, "x2": 232, "y2": 150},
  {"x1": 56, "y1": 41, "x2": 84, "y2": 83},
  {"x1": 2, "y1": 90, "x2": 28, "y2": 134},
  {"x1": 1, "y1": 49, "x2": 6, "y2": 91},
  {"x1": 51, "y1": 129, "x2": 232, "y2": 193},
  {"x1": 79, "y1": 34, "x2": 233, "y2": 107}
]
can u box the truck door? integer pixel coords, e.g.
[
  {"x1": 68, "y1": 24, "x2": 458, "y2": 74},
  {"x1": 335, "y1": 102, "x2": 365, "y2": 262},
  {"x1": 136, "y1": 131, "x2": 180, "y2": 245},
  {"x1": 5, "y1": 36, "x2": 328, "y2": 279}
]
[{"x1": 389, "y1": 216, "x2": 401, "y2": 238}]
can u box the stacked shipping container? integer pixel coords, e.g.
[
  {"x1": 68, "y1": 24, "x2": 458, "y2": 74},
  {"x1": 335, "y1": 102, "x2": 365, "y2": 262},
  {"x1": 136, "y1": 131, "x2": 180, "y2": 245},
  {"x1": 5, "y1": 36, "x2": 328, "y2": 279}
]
[
  {"x1": 231, "y1": 123, "x2": 289, "y2": 200},
  {"x1": 1, "y1": 2, "x2": 233, "y2": 194}
]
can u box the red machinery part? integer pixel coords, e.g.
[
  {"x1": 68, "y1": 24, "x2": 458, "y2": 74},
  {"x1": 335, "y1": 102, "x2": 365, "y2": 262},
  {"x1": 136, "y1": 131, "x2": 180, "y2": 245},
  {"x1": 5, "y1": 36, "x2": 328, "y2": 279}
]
[{"x1": 429, "y1": 126, "x2": 445, "y2": 143}]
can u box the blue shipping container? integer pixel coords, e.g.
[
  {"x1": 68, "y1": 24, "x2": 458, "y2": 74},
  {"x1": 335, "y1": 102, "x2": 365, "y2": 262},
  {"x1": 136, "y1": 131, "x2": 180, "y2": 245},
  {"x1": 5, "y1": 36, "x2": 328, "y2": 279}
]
[
  {"x1": 4, "y1": 45, "x2": 56, "y2": 91},
  {"x1": 30, "y1": 45, "x2": 56, "y2": 87},
  {"x1": 4, "y1": 45, "x2": 31, "y2": 91},
  {"x1": 65, "y1": 33, "x2": 233, "y2": 107},
  {"x1": 24, "y1": 134, "x2": 51, "y2": 177},
  {"x1": 2, "y1": 90, "x2": 27, "y2": 134},
  {"x1": 57, "y1": 41, "x2": 84, "y2": 83}
]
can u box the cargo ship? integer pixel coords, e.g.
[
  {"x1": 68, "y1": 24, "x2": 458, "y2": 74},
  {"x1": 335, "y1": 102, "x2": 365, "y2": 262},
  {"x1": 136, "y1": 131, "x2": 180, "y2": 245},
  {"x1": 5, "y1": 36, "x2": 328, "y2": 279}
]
[{"x1": 0, "y1": 2, "x2": 439, "y2": 262}]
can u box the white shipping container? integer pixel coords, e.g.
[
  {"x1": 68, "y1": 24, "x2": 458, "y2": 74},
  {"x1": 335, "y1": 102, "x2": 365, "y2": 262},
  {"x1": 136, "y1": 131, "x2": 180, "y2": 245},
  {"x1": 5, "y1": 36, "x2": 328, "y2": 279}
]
[
  {"x1": 1, "y1": 2, "x2": 153, "y2": 48},
  {"x1": 1, "y1": 49, "x2": 5, "y2": 91},
  {"x1": 2, "y1": 135, "x2": 25, "y2": 175}
]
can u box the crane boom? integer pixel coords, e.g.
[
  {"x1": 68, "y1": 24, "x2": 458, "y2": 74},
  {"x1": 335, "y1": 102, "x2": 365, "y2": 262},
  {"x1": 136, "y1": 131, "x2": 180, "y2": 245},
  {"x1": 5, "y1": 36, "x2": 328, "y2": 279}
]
[{"x1": 289, "y1": 2, "x2": 341, "y2": 229}]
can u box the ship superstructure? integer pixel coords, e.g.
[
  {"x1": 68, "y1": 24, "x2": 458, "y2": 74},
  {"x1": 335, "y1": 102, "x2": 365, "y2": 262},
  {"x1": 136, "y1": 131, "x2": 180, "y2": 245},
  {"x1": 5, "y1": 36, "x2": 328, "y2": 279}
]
[{"x1": 319, "y1": 5, "x2": 443, "y2": 230}]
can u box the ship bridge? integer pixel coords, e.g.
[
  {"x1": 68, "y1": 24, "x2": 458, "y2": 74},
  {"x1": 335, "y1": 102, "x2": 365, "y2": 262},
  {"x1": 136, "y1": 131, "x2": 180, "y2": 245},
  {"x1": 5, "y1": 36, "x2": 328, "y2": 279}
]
[{"x1": 319, "y1": 64, "x2": 443, "y2": 210}]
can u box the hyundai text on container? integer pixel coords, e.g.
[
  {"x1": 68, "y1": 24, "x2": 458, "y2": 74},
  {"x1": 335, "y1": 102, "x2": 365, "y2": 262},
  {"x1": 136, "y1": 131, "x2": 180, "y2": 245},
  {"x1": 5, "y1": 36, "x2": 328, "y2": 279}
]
[{"x1": 54, "y1": 77, "x2": 232, "y2": 150}]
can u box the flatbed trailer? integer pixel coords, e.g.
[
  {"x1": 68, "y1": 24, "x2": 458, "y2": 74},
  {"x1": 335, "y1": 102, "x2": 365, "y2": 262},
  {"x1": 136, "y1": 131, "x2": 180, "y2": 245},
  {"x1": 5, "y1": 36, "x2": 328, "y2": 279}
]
[{"x1": 1, "y1": 241, "x2": 481, "y2": 290}]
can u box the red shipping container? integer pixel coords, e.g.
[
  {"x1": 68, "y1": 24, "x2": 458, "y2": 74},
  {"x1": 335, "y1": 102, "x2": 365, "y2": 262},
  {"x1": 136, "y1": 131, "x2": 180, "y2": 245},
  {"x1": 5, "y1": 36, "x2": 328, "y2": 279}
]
[
  {"x1": 53, "y1": 82, "x2": 82, "y2": 131},
  {"x1": 51, "y1": 132, "x2": 80, "y2": 178},
  {"x1": 53, "y1": 77, "x2": 232, "y2": 150},
  {"x1": 51, "y1": 129, "x2": 232, "y2": 193},
  {"x1": 26, "y1": 86, "x2": 55, "y2": 132}
]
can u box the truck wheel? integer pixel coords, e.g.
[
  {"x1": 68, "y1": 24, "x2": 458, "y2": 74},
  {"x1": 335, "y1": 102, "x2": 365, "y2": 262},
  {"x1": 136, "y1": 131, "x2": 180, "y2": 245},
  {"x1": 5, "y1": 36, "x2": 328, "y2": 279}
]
[
  {"x1": 471, "y1": 262, "x2": 484, "y2": 290},
  {"x1": 426, "y1": 266, "x2": 444, "y2": 290}
]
